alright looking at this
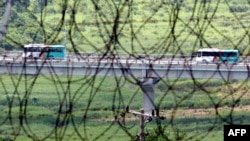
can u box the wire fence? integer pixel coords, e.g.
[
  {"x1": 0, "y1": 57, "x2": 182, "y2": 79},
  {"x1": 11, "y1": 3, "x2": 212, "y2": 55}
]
[{"x1": 1, "y1": 0, "x2": 250, "y2": 141}]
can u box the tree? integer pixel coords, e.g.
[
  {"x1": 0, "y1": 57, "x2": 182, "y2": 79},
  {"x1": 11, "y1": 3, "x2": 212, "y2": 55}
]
[{"x1": 0, "y1": 0, "x2": 14, "y2": 43}]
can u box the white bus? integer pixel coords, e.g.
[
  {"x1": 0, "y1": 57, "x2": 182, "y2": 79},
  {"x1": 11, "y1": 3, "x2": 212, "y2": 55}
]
[
  {"x1": 22, "y1": 44, "x2": 66, "y2": 59},
  {"x1": 196, "y1": 48, "x2": 239, "y2": 64}
]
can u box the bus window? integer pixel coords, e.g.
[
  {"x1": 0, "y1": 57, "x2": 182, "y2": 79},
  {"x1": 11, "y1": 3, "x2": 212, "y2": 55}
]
[
  {"x1": 56, "y1": 48, "x2": 62, "y2": 52},
  {"x1": 197, "y1": 52, "x2": 201, "y2": 57}
]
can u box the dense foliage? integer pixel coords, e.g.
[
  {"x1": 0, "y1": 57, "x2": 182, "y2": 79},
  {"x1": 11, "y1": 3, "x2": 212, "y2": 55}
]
[{"x1": 1, "y1": 0, "x2": 250, "y2": 55}]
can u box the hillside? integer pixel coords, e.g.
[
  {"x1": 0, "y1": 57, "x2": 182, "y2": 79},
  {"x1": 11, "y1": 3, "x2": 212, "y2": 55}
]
[{"x1": 1, "y1": 0, "x2": 250, "y2": 55}]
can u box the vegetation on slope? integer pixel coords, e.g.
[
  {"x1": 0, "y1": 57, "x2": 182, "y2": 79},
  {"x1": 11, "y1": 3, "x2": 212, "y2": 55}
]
[{"x1": 1, "y1": 0, "x2": 250, "y2": 55}]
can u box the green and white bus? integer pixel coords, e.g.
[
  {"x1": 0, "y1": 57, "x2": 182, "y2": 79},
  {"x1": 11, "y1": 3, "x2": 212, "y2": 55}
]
[
  {"x1": 22, "y1": 44, "x2": 66, "y2": 60},
  {"x1": 196, "y1": 48, "x2": 239, "y2": 64}
]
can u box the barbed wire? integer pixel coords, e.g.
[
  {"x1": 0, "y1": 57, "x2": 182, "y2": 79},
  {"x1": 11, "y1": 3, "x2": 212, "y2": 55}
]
[{"x1": 1, "y1": 0, "x2": 250, "y2": 141}]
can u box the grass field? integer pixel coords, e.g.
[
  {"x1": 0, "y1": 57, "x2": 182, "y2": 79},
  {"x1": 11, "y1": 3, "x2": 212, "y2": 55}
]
[{"x1": 1, "y1": 74, "x2": 250, "y2": 140}]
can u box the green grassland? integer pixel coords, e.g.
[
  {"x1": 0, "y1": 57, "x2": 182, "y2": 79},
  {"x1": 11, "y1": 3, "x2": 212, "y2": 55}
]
[{"x1": 1, "y1": 74, "x2": 250, "y2": 140}]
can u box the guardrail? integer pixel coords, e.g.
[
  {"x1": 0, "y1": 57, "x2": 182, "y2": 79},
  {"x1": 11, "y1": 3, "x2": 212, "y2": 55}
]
[{"x1": 1, "y1": 51, "x2": 250, "y2": 65}]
